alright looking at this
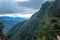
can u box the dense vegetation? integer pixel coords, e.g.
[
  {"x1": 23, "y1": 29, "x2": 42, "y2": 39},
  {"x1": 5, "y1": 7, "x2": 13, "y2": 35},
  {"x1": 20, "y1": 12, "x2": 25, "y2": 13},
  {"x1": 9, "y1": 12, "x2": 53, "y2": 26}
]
[{"x1": 8, "y1": 0, "x2": 60, "y2": 40}]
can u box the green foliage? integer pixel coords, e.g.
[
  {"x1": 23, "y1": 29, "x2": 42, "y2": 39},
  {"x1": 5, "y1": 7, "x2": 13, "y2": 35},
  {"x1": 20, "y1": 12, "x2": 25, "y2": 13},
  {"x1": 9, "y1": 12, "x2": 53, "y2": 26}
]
[
  {"x1": 36, "y1": 18, "x2": 60, "y2": 40},
  {"x1": 0, "y1": 22, "x2": 4, "y2": 30}
]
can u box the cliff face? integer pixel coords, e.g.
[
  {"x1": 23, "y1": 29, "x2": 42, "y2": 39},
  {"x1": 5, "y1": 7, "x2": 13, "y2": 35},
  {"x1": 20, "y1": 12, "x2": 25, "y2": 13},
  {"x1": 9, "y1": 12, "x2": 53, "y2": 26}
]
[{"x1": 8, "y1": 0, "x2": 60, "y2": 40}]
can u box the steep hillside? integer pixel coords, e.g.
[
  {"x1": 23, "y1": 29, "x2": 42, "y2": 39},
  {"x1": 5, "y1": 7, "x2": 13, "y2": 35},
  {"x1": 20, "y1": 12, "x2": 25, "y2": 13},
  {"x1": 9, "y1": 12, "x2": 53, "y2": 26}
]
[
  {"x1": 8, "y1": 0, "x2": 60, "y2": 40},
  {"x1": 7, "y1": 21, "x2": 26, "y2": 39}
]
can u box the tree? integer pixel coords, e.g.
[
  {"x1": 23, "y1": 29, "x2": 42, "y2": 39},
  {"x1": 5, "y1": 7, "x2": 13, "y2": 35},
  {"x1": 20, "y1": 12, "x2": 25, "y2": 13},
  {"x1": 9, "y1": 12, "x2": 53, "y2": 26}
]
[{"x1": 0, "y1": 22, "x2": 4, "y2": 31}]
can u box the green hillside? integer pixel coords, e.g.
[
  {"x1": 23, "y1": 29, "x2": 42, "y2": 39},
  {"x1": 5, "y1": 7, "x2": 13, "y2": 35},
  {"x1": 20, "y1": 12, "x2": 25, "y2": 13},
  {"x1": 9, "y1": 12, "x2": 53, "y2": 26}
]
[{"x1": 8, "y1": 0, "x2": 60, "y2": 40}]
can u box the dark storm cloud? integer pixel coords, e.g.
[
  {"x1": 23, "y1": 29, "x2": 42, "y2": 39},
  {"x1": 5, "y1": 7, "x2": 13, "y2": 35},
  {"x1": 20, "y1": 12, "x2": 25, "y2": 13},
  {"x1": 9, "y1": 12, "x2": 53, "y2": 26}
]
[
  {"x1": 0, "y1": 0, "x2": 47, "y2": 13},
  {"x1": 0, "y1": 1, "x2": 25, "y2": 13},
  {"x1": 17, "y1": 0, "x2": 46, "y2": 9}
]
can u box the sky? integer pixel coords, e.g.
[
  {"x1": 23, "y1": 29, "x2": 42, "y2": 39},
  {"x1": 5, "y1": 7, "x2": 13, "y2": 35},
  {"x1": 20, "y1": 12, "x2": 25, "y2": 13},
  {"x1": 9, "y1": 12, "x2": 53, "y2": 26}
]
[{"x1": 0, "y1": 0, "x2": 47, "y2": 19}]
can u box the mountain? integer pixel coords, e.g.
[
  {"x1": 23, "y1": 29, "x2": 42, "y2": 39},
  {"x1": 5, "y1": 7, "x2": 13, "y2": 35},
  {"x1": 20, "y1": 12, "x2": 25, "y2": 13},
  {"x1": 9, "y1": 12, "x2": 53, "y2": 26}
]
[
  {"x1": 0, "y1": 16, "x2": 27, "y2": 34},
  {"x1": 8, "y1": 0, "x2": 60, "y2": 40},
  {"x1": 8, "y1": 1, "x2": 52, "y2": 40}
]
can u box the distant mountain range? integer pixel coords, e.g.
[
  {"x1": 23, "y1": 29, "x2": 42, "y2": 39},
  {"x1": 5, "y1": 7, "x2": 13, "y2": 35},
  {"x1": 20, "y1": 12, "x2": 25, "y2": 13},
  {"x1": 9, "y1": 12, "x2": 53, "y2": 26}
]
[{"x1": 0, "y1": 16, "x2": 27, "y2": 34}]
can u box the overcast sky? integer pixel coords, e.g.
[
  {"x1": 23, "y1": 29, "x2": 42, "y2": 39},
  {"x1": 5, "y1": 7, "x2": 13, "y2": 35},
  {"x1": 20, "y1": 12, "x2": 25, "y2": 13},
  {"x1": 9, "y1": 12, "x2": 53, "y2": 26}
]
[{"x1": 0, "y1": 0, "x2": 47, "y2": 18}]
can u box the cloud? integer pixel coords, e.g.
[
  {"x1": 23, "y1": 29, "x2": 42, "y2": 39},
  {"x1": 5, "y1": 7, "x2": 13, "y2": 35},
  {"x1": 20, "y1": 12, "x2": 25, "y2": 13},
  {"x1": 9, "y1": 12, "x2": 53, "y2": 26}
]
[
  {"x1": 0, "y1": 0, "x2": 47, "y2": 13},
  {"x1": 13, "y1": 0, "x2": 29, "y2": 2},
  {"x1": 0, "y1": 0, "x2": 38, "y2": 13},
  {"x1": 0, "y1": 1, "x2": 25, "y2": 13},
  {"x1": 16, "y1": 0, "x2": 47, "y2": 9},
  {"x1": 0, "y1": 13, "x2": 33, "y2": 18}
]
